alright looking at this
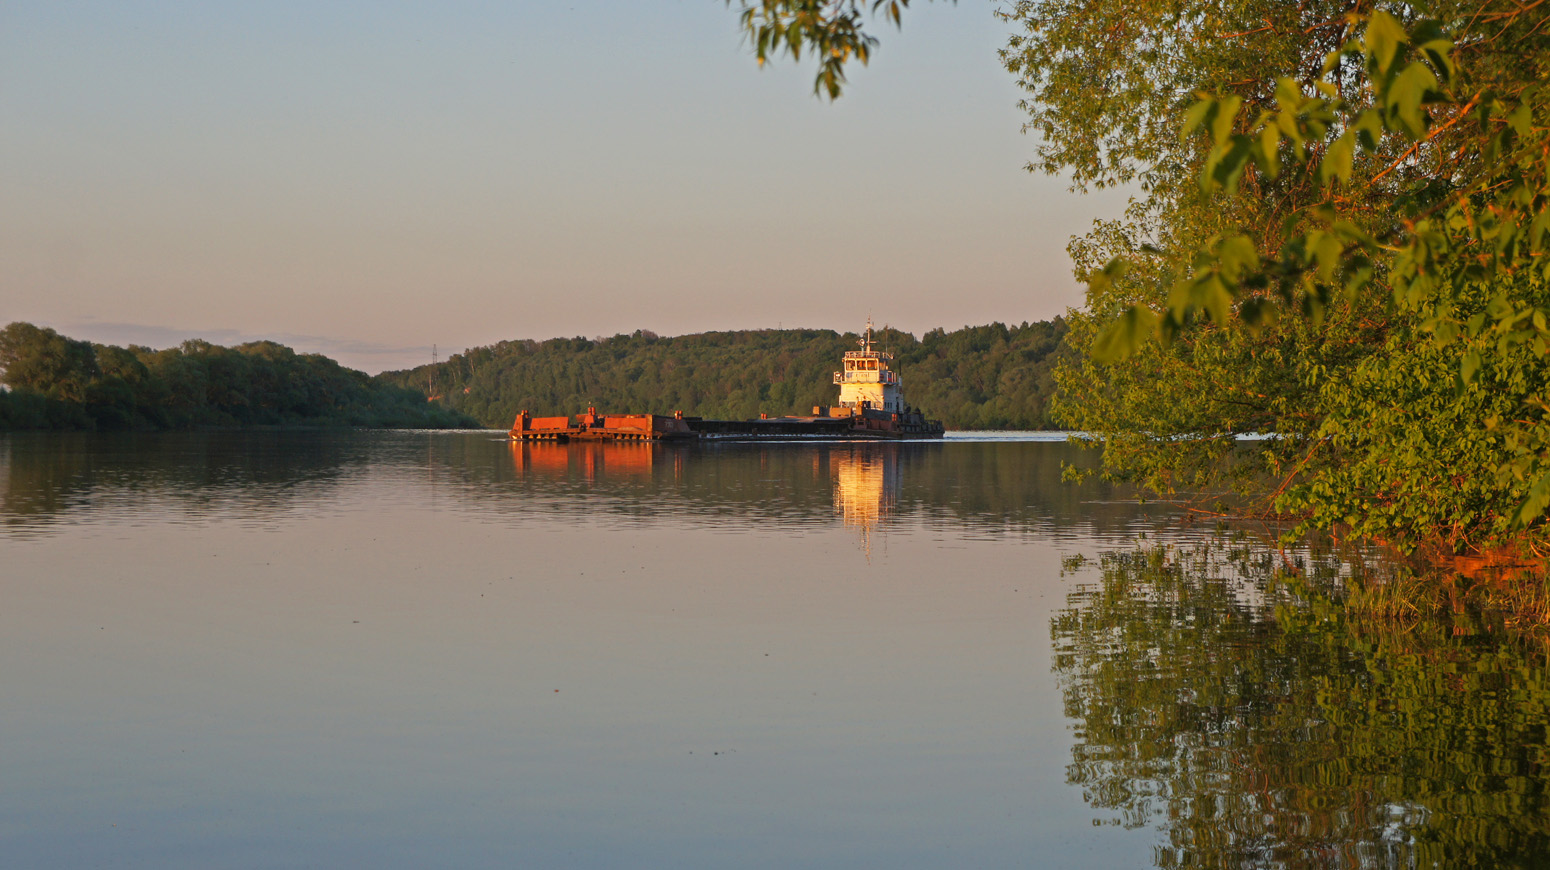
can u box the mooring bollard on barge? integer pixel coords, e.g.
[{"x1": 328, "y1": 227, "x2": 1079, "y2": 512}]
[{"x1": 508, "y1": 320, "x2": 946, "y2": 443}]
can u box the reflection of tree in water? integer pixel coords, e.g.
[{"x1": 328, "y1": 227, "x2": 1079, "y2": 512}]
[
  {"x1": 0, "y1": 432, "x2": 364, "y2": 534},
  {"x1": 1054, "y1": 546, "x2": 1550, "y2": 868},
  {"x1": 830, "y1": 446, "x2": 899, "y2": 556},
  {"x1": 7, "y1": 432, "x2": 1172, "y2": 543}
]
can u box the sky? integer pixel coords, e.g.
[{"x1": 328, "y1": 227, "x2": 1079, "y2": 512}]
[{"x1": 1, "y1": 1, "x2": 1131, "y2": 373}]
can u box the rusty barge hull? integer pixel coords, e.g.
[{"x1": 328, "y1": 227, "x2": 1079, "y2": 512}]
[
  {"x1": 508, "y1": 410, "x2": 697, "y2": 442},
  {"x1": 509, "y1": 407, "x2": 944, "y2": 443}
]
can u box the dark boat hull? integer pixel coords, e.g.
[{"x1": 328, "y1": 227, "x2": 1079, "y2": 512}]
[{"x1": 684, "y1": 411, "x2": 944, "y2": 441}]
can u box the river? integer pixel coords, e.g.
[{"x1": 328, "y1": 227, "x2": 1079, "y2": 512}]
[{"x1": 1, "y1": 430, "x2": 1545, "y2": 868}]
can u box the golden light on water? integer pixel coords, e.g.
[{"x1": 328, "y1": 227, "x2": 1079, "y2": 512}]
[{"x1": 832, "y1": 447, "x2": 898, "y2": 557}]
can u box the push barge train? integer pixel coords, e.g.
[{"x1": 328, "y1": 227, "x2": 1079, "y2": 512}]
[{"x1": 509, "y1": 322, "x2": 945, "y2": 442}]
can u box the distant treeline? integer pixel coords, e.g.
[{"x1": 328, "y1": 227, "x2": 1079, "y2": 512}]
[
  {"x1": 0, "y1": 322, "x2": 475, "y2": 431},
  {"x1": 377, "y1": 320, "x2": 1068, "y2": 430}
]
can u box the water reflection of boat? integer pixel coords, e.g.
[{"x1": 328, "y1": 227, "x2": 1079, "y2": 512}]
[
  {"x1": 510, "y1": 321, "x2": 944, "y2": 442},
  {"x1": 508, "y1": 440, "x2": 682, "y2": 481},
  {"x1": 832, "y1": 447, "x2": 899, "y2": 555}
]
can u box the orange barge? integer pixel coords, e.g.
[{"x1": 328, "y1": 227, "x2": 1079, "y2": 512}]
[{"x1": 510, "y1": 408, "x2": 698, "y2": 442}]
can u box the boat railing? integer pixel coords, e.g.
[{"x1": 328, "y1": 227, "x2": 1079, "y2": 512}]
[{"x1": 834, "y1": 371, "x2": 898, "y2": 385}]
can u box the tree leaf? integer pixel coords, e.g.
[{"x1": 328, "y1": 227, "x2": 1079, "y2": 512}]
[
  {"x1": 1319, "y1": 131, "x2": 1355, "y2": 186},
  {"x1": 1512, "y1": 469, "x2": 1550, "y2": 528},
  {"x1": 1091, "y1": 305, "x2": 1159, "y2": 363},
  {"x1": 1387, "y1": 62, "x2": 1438, "y2": 138},
  {"x1": 1364, "y1": 10, "x2": 1409, "y2": 80},
  {"x1": 1460, "y1": 348, "x2": 1482, "y2": 384},
  {"x1": 1351, "y1": 110, "x2": 1384, "y2": 151},
  {"x1": 1181, "y1": 97, "x2": 1215, "y2": 140},
  {"x1": 1211, "y1": 95, "x2": 1241, "y2": 145},
  {"x1": 1217, "y1": 234, "x2": 1259, "y2": 283},
  {"x1": 1256, "y1": 123, "x2": 1281, "y2": 178}
]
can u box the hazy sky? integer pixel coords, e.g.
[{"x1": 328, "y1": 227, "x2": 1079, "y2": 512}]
[{"x1": 2, "y1": 1, "x2": 1129, "y2": 372}]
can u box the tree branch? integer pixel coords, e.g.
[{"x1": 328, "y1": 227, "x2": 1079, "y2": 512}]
[{"x1": 1368, "y1": 91, "x2": 1483, "y2": 188}]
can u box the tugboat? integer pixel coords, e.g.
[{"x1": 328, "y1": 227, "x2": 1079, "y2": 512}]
[
  {"x1": 509, "y1": 321, "x2": 945, "y2": 441},
  {"x1": 821, "y1": 318, "x2": 944, "y2": 436}
]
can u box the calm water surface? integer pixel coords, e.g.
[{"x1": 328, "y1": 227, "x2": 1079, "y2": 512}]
[{"x1": 1, "y1": 431, "x2": 1545, "y2": 868}]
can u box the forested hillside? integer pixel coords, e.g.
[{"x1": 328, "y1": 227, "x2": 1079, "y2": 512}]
[
  {"x1": 377, "y1": 320, "x2": 1067, "y2": 430},
  {"x1": 0, "y1": 322, "x2": 474, "y2": 431}
]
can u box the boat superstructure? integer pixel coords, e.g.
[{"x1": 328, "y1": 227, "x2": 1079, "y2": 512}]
[{"x1": 834, "y1": 320, "x2": 903, "y2": 414}]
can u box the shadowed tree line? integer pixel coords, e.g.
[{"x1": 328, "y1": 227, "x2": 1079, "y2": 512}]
[
  {"x1": 377, "y1": 320, "x2": 1068, "y2": 430},
  {"x1": 0, "y1": 322, "x2": 475, "y2": 431}
]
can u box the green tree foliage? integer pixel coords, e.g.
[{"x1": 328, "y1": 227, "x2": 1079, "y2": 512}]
[
  {"x1": 733, "y1": 2, "x2": 1550, "y2": 551},
  {"x1": 730, "y1": 0, "x2": 936, "y2": 98},
  {"x1": 0, "y1": 322, "x2": 101, "y2": 404},
  {"x1": 375, "y1": 322, "x2": 1067, "y2": 430},
  {"x1": 0, "y1": 323, "x2": 475, "y2": 431},
  {"x1": 1038, "y1": 5, "x2": 1550, "y2": 551},
  {"x1": 1056, "y1": 545, "x2": 1550, "y2": 866}
]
